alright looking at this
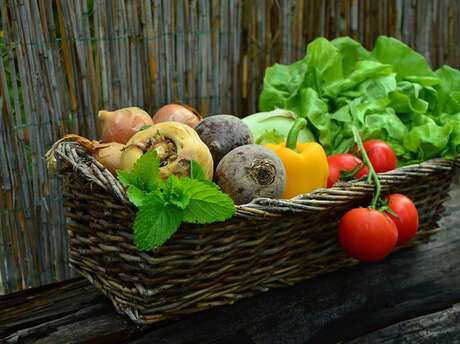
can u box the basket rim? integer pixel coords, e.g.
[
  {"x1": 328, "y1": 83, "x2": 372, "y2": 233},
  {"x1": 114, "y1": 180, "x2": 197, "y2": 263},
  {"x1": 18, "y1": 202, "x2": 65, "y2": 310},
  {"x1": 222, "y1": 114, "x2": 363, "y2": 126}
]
[{"x1": 49, "y1": 140, "x2": 460, "y2": 219}]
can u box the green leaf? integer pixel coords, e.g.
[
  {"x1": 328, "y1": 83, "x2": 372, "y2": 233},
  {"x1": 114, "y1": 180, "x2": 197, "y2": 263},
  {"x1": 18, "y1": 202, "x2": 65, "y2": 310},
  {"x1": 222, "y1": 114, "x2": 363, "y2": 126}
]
[
  {"x1": 304, "y1": 37, "x2": 344, "y2": 89},
  {"x1": 436, "y1": 65, "x2": 460, "y2": 113},
  {"x1": 160, "y1": 175, "x2": 191, "y2": 210},
  {"x1": 133, "y1": 195, "x2": 183, "y2": 251},
  {"x1": 324, "y1": 61, "x2": 393, "y2": 98},
  {"x1": 180, "y1": 178, "x2": 236, "y2": 224},
  {"x1": 403, "y1": 122, "x2": 453, "y2": 160},
  {"x1": 117, "y1": 170, "x2": 142, "y2": 189},
  {"x1": 331, "y1": 36, "x2": 370, "y2": 76},
  {"x1": 131, "y1": 149, "x2": 160, "y2": 191},
  {"x1": 363, "y1": 109, "x2": 408, "y2": 142},
  {"x1": 298, "y1": 88, "x2": 331, "y2": 147},
  {"x1": 126, "y1": 185, "x2": 148, "y2": 207},
  {"x1": 190, "y1": 160, "x2": 206, "y2": 180},
  {"x1": 259, "y1": 59, "x2": 308, "y2": 111},
  {"x1": 117, "y1": 150, "x2": 160, "y2": 192},
  {"x1": 370, "y1": 36, "x2": 436, "y2": 81}
]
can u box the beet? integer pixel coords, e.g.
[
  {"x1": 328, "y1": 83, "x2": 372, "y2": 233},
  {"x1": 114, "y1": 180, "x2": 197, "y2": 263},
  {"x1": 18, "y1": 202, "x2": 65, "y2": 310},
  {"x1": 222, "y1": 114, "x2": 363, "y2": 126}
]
[
  {"x1": 195, "y1": 115, "x2": 253, "y2": 167},
  {"x1": 216, "y1": 144, "x2": 286, "y2": 205}
]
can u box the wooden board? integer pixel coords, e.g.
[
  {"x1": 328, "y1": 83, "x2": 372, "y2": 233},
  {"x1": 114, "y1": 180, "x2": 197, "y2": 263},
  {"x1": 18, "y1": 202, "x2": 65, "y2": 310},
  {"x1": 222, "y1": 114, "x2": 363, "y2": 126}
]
[{"x1": 349, "y1": 305, "x2": 460, "y2": 344}]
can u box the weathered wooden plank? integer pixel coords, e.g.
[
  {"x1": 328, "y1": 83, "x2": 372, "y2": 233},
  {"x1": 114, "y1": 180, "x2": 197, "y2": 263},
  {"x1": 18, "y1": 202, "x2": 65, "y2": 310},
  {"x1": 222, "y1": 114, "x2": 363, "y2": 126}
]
[{"x1": 348, "y1": 304, "x2": 460, "y2": 344}]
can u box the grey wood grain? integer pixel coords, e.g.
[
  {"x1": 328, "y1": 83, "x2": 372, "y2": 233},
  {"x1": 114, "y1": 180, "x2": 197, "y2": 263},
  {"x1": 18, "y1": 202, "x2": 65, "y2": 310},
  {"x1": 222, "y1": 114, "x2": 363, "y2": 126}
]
[{"x1": 348, "y1": 304, "x2": 460, "y2": 344}]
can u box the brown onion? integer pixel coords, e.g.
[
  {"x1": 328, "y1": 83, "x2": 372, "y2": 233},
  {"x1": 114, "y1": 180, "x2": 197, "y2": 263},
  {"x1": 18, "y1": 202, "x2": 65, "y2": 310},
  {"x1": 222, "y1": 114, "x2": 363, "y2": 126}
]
[
  {"x1": 92, "y1": 142, "x2": 125, "y2": 174},
  {"x1": 45, "y1": 134, "x2": 123, "y2": 175},
  {"x1": 152, "y1": 103, "x2": 203, "y2": 128},
  {"x1": 98, "y1": 107, "x2": 153, "y2": 144}
]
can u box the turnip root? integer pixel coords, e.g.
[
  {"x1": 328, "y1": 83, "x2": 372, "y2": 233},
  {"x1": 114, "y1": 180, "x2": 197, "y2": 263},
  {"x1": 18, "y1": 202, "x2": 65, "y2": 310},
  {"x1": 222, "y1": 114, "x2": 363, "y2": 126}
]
[
  {"x1": 98, "y1": 107, "x2": 153, "y2": 144},
  {"x1": 121, "y1": 121, "x2": 213, "y2": 180},
  {"x1": 216, "y1": 144, "x2": 286, "y2": 204},
  {"x1": 195, "y1": 115, "x2": 253, "y2": 167},
  {"x1": 153, "y1": 103, "x2": 202, "y2": 128}
]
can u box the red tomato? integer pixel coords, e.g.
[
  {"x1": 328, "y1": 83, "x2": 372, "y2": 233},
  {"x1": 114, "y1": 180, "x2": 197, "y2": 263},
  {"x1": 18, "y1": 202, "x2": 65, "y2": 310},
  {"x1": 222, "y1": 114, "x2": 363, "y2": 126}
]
[
  {"x1": 338, "y1": 208, "x2": 398, "y2": 262},
  {"x1": 385, "y1": 194, "x2": 419, "y2": 246},
  {"x1": 361, "y1": 140, "x2": 397, "y2": 173},
  {"x1": 327, "y1": 154, "x2": 369, "y2": 187}
]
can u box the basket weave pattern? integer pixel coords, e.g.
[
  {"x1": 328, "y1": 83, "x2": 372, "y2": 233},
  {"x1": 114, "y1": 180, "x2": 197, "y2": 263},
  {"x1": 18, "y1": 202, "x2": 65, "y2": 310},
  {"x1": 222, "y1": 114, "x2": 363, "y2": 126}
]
[{"x1": 55, "y1": 141, "x2": 459, "y2": 324}]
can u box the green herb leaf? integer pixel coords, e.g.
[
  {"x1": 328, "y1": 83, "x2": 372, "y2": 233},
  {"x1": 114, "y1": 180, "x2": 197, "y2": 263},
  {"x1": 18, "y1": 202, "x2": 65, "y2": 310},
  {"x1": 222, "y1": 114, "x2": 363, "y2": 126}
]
[
  {"x1": 190, "y1": 160, "x2": 206, "y2": 180},
  {"x1": 160, "y1": 175, "x2": 191, "y2": 210},
  {"x1": 180, "y1": 178, "x2": 236, "y2": 224},
  {"x1": 117, "y1": 170, "x2": 142, "y2": 189},
  {"x1": 118, "y1": 149, "x2": 235, "y2": 251},
  {"x1": 132, "y1": 150, "x2": 160, "y2": 191},
  {"x1": 133, "y1": 195, "x2": 183, "y2": 251},
  {"x1": 126, "y1": 185, "x2": 148, "y2": 207}
]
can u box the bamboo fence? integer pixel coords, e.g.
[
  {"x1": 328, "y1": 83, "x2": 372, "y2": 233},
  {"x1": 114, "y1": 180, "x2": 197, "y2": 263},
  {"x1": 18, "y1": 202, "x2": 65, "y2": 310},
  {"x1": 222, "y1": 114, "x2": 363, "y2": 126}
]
[{"x1": 1, "y1": 0, "x2": 460, "y2": 294}]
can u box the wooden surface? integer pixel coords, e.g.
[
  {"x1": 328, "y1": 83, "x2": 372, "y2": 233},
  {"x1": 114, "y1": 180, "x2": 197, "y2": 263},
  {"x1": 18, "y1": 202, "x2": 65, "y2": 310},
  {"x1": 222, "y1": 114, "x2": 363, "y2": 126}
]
[
  {"x1": 3, "y1": 0, "x2": 460, "y2": 294},
  {"x1": 1, "y1": 182, "x2": 459, "y2": 343}
]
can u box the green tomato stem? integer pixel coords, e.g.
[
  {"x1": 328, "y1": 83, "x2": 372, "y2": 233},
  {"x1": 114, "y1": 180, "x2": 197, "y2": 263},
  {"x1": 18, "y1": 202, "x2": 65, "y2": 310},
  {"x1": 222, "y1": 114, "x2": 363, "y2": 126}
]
[
  {"x1": 286, "y1": 118, "x2": 307, "y2": 150},
  {"x1": 352, "y1": 126, "x2": 381, "y2": 209}
]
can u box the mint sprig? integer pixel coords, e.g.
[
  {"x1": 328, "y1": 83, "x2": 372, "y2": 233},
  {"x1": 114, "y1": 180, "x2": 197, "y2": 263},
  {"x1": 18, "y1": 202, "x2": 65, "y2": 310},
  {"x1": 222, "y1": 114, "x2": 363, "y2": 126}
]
[
  {"x1": 133, "y1": 195, "x2": 183, "y2": 251},
  {"x1": 190, "y1": 159, "x2": 206, "y2": 180},
  {"x1": 117, "y1": 152, "x2": 235, "y2": 251},
  {"x1": 118, "y1": 150, "x2": 159, "y2": 191}
]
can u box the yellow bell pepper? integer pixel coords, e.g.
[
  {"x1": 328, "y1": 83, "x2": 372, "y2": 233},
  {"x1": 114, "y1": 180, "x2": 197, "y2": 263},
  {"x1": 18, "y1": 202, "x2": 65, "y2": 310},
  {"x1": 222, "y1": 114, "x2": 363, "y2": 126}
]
[{"x1": 265, "y1": 118, "x2": 328, "y2": 199}]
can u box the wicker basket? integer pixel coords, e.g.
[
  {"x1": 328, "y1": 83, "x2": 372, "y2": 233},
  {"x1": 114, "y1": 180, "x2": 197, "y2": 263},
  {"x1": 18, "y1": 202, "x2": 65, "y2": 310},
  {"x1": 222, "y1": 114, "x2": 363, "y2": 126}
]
[{"x1": 50, "y1": 140, "x2": 459, "y2": 324}]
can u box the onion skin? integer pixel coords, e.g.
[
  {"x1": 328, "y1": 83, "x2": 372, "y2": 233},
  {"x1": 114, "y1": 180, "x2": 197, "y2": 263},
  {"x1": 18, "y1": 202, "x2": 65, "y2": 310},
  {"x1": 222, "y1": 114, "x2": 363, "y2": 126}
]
[
  {"x1": 153, "y1": 104, "x2": 203, "y2": 128},
  {"x1": 98, "y1": 107, "x2": 153, "y2": 144},
  {"x1": 92, "y1": 142, "x2": 124, "y2": 174},
  {"x1": 45, "y1": 134, "x2": 124, "y2": 175}
]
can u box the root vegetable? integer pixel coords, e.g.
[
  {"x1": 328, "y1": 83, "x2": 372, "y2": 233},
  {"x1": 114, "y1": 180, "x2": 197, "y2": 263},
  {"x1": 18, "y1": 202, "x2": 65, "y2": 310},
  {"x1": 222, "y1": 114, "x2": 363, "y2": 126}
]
[
  {"x1": 121, "y1": 121, "x2": 213, "y2": 180},
  {"x1": 45, "y1": 134, "x2": 124, "y2": 174},
  {"x1": 153, "y1": 103, "x2": 203, "y2": 128},
  {"x1": 195, "y1": 115, "x2": 253, "y2": 167},
  {"x1": 242, "y1": 109, "x2": 315, "y2": 144},
  {"x1": 98, "y1": 107, "x2": 153, "y2": 144},
  {"x1": 92, "y1": 142, "x2": 124, "y2": 174},
  {"x1": 215, "y1": 144, "x2": 286, "y2": 204}
]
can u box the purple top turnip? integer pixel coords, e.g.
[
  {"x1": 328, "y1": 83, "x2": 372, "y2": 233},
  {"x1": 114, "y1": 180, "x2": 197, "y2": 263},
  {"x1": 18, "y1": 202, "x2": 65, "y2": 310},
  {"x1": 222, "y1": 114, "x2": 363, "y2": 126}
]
[
  {"x1": 195, "y1": 115, "x2": 253, "y2": 168},
  {"x1": 216, "y1": 144, "x2": 286, "y2": 205}
]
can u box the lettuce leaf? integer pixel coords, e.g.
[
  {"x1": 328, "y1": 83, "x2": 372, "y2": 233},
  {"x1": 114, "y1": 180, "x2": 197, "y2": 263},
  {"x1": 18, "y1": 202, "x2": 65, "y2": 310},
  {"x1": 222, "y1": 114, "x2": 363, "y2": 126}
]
[{"x1": 258, "y1": 35, "x2": 460, "y2": 164}]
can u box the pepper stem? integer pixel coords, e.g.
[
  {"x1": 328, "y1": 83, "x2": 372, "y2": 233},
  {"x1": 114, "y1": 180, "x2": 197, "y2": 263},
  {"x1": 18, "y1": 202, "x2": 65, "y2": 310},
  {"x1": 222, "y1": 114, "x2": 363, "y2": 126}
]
[
  {"x1": 352, "y1": 126, "x2": 381, "y2": 209},
  {"x1": 286, "y1": 118, "x2": 307, "y2": 150}
]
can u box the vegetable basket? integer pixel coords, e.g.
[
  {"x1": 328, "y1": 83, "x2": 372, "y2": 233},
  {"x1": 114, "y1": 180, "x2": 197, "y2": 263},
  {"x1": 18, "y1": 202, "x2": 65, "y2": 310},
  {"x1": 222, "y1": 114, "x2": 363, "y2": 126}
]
[{"x1": 50, "y1": 140, "x2": 459, "y2": 324}]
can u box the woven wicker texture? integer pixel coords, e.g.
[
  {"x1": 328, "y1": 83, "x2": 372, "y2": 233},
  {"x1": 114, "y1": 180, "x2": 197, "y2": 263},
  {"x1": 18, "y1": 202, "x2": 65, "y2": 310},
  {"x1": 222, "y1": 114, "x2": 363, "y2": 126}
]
[{"x1": 53, "y1": 141, "x2": 459, "y2": 324}]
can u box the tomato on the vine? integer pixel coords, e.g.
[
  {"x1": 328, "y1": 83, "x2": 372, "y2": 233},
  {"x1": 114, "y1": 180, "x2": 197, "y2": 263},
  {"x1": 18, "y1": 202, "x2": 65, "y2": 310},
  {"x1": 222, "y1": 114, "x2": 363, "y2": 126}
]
[
  {"x1": 358, "y1": 140, "x2": 397, "y2": 173},
  {"x1": 385, "y1": 194, "x2": 419, "y2": 246},
  {"x1": 327, "y1": 154, "x2": 369, "y2": 187},
  {"x1": 338, "y1": 208, "x2": 398, "y2": 262}
]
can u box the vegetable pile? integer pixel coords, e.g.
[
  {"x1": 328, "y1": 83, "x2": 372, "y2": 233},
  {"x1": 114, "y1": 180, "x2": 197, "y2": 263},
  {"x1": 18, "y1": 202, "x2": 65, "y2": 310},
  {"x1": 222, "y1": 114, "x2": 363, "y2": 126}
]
[
  {"x1": 259, "y1": 36, "x2": 460, "y2": 165},
  {"x1": 63, "y1": 103, "x2": 292, "y2": 251},
  {"x1": 53, "y1": 35, "x2": 459, "y2": 262}
]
